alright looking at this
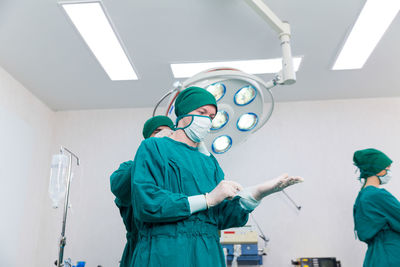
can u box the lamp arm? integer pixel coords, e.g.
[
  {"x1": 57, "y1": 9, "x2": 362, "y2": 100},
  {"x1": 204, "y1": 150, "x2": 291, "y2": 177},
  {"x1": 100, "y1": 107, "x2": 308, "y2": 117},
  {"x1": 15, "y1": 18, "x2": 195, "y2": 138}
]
[
  {"x1": 244, "y1": 0, "x2": 296, "y2": 85},
  {"x1": 244, "y1": 0, "x2": 288, "y2": 34}
]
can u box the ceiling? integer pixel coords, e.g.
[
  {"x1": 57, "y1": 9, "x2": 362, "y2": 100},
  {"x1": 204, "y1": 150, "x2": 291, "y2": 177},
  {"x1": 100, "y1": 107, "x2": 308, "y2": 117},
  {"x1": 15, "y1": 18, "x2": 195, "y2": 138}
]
[{"x1": 0, "y1": 0, "x2": 399, "y2": 111}]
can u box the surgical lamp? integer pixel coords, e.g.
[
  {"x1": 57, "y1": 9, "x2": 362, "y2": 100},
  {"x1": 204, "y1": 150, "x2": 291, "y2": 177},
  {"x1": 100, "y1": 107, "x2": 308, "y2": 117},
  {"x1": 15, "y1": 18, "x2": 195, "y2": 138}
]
[{"x1": 154, "y1": 0, "x2": 297, "y2": 154}]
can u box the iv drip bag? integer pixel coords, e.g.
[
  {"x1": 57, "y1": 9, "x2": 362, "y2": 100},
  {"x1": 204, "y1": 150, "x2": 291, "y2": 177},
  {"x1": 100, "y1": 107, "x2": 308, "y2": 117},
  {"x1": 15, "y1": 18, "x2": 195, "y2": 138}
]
[{"x1": 49, "y1": 154, "x2": 68, "y2": 208}]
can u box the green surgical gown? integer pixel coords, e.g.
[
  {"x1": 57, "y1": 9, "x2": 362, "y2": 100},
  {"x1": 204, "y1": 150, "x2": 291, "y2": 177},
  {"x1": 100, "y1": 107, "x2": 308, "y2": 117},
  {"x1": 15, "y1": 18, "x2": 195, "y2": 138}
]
[
  {"x1": 131, "y1": 137, "x2": 250, "y2": 267},
  {"x1": 353, "y1": 186, "x2": 400, "y2": 267},
  {"x1": 110, "y1": 160, "x2": 138, "y2": 267}
]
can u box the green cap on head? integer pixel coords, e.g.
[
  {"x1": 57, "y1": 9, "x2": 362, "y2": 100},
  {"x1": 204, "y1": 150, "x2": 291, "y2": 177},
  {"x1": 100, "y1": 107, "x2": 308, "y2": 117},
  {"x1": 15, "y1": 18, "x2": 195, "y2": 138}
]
[
  {"x1": 142, "y1": 115, "x2": 174, "y2": 139},
  {"x1": 174, "y1": 86, "x2": 217, "y2": 117},
  {"x1": 353, "y1": 148, "x2": 392, "y2": 178}
]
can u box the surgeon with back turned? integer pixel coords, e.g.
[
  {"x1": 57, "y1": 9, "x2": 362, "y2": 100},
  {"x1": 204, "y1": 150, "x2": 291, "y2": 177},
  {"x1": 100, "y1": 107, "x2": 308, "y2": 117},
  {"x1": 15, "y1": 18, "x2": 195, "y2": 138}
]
[
  {"x1": 353, "y1": 148, "x2": 400, "y2": 267},
  {"x1": 130, "y1": 86, "x2": 303, "y2": 267},
  {"x1": 110, "y1": 115, "x2": 174, "y2": 267}
]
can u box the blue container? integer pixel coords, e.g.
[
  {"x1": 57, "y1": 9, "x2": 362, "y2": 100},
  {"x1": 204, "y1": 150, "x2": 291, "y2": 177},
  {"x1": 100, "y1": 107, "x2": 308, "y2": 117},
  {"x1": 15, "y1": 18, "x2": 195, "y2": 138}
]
[{"x1": 76, "y1": 262, "x2": 86, "y2": 267}]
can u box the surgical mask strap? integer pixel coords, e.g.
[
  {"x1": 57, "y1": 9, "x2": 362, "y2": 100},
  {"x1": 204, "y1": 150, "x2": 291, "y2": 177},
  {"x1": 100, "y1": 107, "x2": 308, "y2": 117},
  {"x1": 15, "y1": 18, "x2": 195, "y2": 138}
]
[
  {"x1": 175, "y1": 115, "x2": 193, "y2": 130},
  {"x1": 175, "y1": 115, "x2": 212, "y2": 143},
  {"x1": 377, "y1": 169, "x2": 390, "y2": 178}
]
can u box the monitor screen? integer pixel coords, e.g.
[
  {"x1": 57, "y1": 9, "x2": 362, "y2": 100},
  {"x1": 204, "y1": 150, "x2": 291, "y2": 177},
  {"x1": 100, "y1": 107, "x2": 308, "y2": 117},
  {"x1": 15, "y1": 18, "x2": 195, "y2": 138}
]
[{"x1": 319, "y1": 258, "x2": 336, "y2": 267}]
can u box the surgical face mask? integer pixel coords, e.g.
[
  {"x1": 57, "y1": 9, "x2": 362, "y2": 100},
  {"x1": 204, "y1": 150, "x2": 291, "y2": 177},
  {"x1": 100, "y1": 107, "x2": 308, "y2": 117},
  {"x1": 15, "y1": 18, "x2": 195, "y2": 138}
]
[
  {"x1": 378, "y1": 170, "x2": 392, "y2": 185},
  {"x1": 198, "y1": 141, "x2": 211, "y2": 156},
  {"x1": 176, "y1": 115, "x2": 212, "y2": 143}
]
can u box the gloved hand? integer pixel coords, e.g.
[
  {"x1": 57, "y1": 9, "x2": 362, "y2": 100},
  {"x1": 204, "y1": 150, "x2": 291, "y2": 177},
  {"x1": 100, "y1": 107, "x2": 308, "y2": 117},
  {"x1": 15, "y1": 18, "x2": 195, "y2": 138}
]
[
  {"x1": 251, "y1": 173, "x2": 304, "y2": 201},
  {"x1": 206, "y1": 180, "x2": 243, "y2": 208}
]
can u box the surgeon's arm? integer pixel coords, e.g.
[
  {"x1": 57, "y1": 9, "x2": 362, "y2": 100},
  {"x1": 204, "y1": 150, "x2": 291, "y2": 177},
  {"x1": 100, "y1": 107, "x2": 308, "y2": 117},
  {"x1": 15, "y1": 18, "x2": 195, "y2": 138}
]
[
  {"x1": 378, "y1": 190, "x2": 400, "y2": 232},
  {"x1": 249, "y1": 174, "x2": 304, "y2": 201},
  {"x1": 188, "y1": 180, "x2": 245, "y2": 214},
  {"x1": 207, "y1": 161, "x2": 251, "y2": 229},
  {"x1": 217, "y1": 197, "x2": 251, "y2": 229},
  {"x1": 216, "y1": 174, "x2": 304, "y2": 228},
  {"x1": 216, "y1": 180, "x2": 299, "y2": 229},
  {"x1": 110, "y1": 160, "x2": 133, "y2": 207},
  {"x1": 131, "y1": 140, "x2": 191, "y2": 223}
]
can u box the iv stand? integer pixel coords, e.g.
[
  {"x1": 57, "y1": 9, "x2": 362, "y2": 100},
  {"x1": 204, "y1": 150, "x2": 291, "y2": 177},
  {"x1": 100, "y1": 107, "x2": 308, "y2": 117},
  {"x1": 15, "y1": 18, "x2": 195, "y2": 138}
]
[{"x1": 56, "y1": 146, "x2": 80, "y2": 267}]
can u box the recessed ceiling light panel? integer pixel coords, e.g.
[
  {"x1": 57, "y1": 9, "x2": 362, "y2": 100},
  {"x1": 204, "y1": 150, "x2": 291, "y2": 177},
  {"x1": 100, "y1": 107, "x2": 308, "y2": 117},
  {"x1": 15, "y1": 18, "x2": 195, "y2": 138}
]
[
  {"x1": 332, "y1": 0, "x2": 400, "y2": 70},
  {"x1": 61, "y1": 1, "x2": 138, "y2": 80}
]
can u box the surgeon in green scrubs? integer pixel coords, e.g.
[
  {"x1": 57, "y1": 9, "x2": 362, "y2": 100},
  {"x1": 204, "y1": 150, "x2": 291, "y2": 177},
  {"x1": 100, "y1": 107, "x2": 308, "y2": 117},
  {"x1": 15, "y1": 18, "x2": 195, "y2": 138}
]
[
  {"x1": 353, "y1": 148, "x2": 400, "y2": 267},
  {"x1": 110, "y1": 115, "x2": 174, "y2": 267},
  {"x1": 130, "y1": 86, "x2": 303, "y2": 267}
]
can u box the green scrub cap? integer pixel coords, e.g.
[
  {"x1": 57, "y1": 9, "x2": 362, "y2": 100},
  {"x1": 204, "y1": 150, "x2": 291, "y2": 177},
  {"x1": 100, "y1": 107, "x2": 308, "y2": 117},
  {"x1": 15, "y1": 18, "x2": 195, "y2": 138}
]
[
  {"x1": 174, "y1": 86, "x2": 217, "y2": 117},
  {"x1": 142, "y1": 115, "x2": 174, "y2": 139},
  {"x1": 353, "y1": 148, "x2": 392, "y2": 178}
]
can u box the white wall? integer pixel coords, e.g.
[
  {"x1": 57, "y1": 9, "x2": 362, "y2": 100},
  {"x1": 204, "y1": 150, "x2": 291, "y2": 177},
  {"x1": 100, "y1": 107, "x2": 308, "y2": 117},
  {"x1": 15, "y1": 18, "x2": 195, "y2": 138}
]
[
  {"x1": 38, "y1": 108, "x2": 153, "y2": 267},
  {"x1": 0, "y1": 66, "x2": 55, "y2": 267},
  {"x1": 2, "y1": 67, "x2": 399, "y2": 267},
  {"x1": 37, "y1": 97, "x2": 400, "y2": 267}
]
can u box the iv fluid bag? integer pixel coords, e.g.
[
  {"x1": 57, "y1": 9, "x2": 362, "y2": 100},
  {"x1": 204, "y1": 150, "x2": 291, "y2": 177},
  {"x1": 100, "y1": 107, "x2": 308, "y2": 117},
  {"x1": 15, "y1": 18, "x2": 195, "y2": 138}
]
[{"x1": 49, "y1": 154, "x2": 68, "y2": 208}]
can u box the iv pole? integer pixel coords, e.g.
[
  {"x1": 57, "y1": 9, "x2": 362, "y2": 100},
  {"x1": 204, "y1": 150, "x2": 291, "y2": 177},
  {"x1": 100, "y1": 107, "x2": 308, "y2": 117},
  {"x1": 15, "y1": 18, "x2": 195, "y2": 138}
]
[{"x1": 56, "y1": 146, "x2": 80, "y2": 267}]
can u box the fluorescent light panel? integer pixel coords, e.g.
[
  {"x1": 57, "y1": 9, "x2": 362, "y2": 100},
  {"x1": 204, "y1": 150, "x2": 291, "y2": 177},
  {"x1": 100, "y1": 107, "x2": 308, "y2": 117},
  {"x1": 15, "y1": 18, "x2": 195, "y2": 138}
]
[
  {"x1": 170, "y1": 57, "x2": 302, "y2": 78},
  {"x1": 333, "y1": 0, "x2": 400, "y2": 70},
  {"x1": 61, "y1": 2, "x2": 137, "y2": 80}
]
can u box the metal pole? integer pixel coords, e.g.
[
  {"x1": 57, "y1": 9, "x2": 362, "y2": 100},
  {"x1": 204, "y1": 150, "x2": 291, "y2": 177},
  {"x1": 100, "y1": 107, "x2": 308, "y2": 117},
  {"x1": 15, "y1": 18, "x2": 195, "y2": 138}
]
[
  {"x1": 152, "y1": 81, "x2": 182, "y2": 117},
  {"x1": 279, "y1": 27, "x2": 296, "y2": 85},
  {"x1": 56, "y1": 147, "x2": 79, "y2": 267},
  {"x1": 244, "y1": 0, "x2": 296, "y2": 85},
  {"x1": 282, "y1": 190, "x2": 301, "y2": 210}
]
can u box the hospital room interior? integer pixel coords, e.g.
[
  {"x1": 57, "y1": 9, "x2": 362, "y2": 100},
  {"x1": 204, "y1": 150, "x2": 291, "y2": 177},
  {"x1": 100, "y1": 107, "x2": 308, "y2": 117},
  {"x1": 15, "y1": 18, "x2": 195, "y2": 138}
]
[{"x1": 1, "y1": 0, "x2": 400, "y2": 266}]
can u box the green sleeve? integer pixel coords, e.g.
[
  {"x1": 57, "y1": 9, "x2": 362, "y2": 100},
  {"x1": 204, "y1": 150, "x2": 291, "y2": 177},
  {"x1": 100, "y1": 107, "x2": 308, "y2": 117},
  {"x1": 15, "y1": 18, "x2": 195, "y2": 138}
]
[
  {"x1": 378, "y1": 190, "x2": 400, "y2": 232},
  {"x1": 110, "y1": 160, "x2": 133, "y2": 207},
  {"x1": 216, "y1": 198, "x2": 250, "y2": 230},
  {"x1": 212, "y1": 156, "x2": 250, "y2": 229},
  {"x1": 131, "y1": 139, "x2": 191, "y2": 223}
]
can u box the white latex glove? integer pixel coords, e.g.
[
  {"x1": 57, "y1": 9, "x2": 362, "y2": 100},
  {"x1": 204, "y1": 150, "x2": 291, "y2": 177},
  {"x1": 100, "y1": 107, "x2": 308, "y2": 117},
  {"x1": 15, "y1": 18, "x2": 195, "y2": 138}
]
[
  {"x1": 251, "y1": 173, "x2": 304, "y2": 201},
  {"x1": 206, "y1": 180, "x2": 243, "y2": 208},
  {"x1": 154, "y1": 128, "x2": 174, "y2": 138}
]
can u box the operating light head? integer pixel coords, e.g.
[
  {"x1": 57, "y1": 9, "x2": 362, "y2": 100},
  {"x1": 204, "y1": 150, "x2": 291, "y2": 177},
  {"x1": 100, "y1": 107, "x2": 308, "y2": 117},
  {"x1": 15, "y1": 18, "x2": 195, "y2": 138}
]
[
  {"x1": 207, "y1": 83, "x2": 226, "y2": 102},
  {"x1": 212, "y1": 135, "x2": 233, "y2": 154},
  {"x1": 162, "y1": 67, "x2": 274, "y2": 154},
  {"x1": 234, "y1": 85, "x2": 257, "y2": 106},
  {"x1": 237, "y1": 113, "x2": 258, "y2": 131},
  {"x1": 211, "y1": 111, "x2": 229, "y2": 131},
  {"x1": 152, "y1": 0, "x2": 298, "y2": 154}
]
